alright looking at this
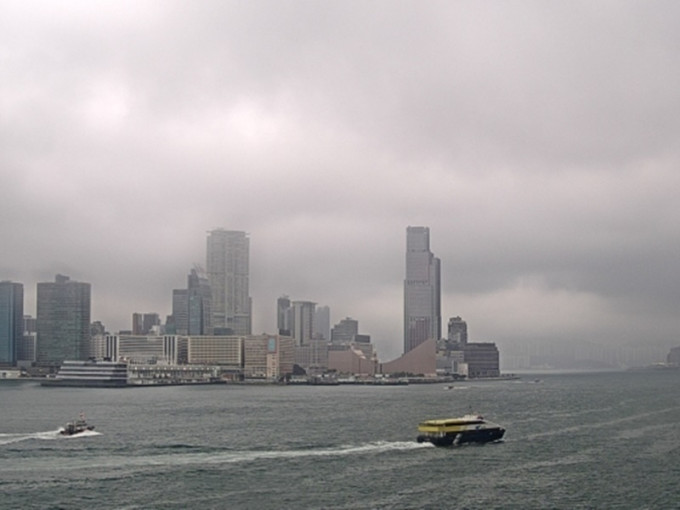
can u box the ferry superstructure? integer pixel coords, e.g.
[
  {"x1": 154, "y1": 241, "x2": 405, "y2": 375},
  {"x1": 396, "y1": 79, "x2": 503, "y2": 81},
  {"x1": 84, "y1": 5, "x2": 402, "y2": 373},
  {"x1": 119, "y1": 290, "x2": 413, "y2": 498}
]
[
  {"x1": 41, "y1": 360, "x2": 129, "y2": 387},
  {"x1": 416, "y1": 414, "x2": 505, "y2": 447}
]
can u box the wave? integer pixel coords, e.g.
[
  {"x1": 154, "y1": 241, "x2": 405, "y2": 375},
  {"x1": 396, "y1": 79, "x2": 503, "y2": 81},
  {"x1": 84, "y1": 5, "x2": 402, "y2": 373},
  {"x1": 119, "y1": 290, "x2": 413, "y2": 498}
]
[
  {"x1": 524, "y1": 405, "x2": 680, "y2": 441},
  {"x1": 0, "y1": 429, "x2": 101, "y2": 445}
]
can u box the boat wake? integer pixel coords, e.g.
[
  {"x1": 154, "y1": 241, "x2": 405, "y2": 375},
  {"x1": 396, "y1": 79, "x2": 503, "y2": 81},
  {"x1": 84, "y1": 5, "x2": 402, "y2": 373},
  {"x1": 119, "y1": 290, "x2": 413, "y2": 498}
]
[
  {"x1": 60, "y1": 429, "x2": 101, "y2": 439},
  {"x1": 0, "y1": 429, "x2": 100, "y2": 445},
  {"x1": 216, "y1": 440, "x2": 432, "y2": 464}
]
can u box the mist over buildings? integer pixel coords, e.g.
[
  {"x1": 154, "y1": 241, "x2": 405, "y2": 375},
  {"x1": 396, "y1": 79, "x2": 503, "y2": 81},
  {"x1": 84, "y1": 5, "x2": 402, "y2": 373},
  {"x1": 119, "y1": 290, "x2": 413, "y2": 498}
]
[{"x1": 2, "y1": 1, "x2": 679, "y2": 366}]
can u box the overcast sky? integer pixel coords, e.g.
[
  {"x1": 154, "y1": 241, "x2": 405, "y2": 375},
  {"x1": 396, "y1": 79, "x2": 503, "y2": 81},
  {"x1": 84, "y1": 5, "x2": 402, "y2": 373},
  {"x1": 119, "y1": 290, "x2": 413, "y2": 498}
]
[{"x1": 2, "y1": 0, "x2": 679, "y2": 361}]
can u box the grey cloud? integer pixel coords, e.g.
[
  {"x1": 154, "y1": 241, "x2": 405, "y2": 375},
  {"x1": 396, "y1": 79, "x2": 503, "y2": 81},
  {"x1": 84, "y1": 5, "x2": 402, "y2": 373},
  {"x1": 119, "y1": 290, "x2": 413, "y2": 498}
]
[{"x1": 2, "y1": 0, "x2": 679, "y2": 362}]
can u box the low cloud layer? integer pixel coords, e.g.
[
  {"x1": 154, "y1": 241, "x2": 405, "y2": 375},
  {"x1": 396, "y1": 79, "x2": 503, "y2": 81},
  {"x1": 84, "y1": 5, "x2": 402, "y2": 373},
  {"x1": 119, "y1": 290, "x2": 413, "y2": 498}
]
[{"x1": 2, "y1": 1, "x2": 679, "y2": 361}]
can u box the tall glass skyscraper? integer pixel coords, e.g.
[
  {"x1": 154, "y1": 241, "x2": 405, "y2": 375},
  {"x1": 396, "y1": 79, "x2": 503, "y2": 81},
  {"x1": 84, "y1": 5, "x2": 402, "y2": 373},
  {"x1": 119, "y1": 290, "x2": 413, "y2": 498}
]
[
  {"x1": 206, "y1": 229, "x2": 251, "y2": 335},
  {"x1": 403, "y1": 226, "x2": 441, "y2": 354},
  {"x1": 36, "y1": 274, "x2": 91, "y2": 367},
  {"x1": 0, "y1": 281, "x2": 23, "y2": 366},
  {"x1": 187, "y1": 267, "x2": 212, "y2": 335}
]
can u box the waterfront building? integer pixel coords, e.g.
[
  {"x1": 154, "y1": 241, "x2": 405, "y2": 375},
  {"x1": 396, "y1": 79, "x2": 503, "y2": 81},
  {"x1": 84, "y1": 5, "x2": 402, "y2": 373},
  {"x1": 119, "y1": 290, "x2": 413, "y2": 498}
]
[
  {"x1": 243, "y1": 335, "x2": 294, "y2": 380},
  {"x1": 381, "y1": 338, "x2": 437, "y2": 376},
  {"x1": 294, "y1": 338, "x2": 328, "y2": 372},
  {"x1": 447, "y1": 316, "x2": 468, "y2": 346},
  {"x1": 186, "y1": 335, "x2": 243, "y2": 370},
  {"x1": 89, "y1": 334, "x2": 107, "y2": 360},
  {"x1": 18, "y1": 333, "x2": 36, "y2": 365},
  {"x1": 462, "y1": 342, "x2": 500, "y2": 378},
  {"x1": 206, "y1": 229, "x2": 251, "y2": 335},
  {"x1": 127, "y1": 364, "x2": 221, "y2": 385},
  {"x1": 328, "y1": 345, "x2": 377, "y2": 376},
  {"x1": 0, "y1": 281, "x2": 23, "y2": 366},
  {"x1": 105, "y1": 335, "x2": 187, "y2": 365},
  {"x1": 404, "y1": 226, "x2": 441, "y2": 354},
  {"x1": 36, "y1": 275, "x2": 91, "y2": 368},
  {"x1": 436, "y1": 348, "x2": 466, "y2": 376}
]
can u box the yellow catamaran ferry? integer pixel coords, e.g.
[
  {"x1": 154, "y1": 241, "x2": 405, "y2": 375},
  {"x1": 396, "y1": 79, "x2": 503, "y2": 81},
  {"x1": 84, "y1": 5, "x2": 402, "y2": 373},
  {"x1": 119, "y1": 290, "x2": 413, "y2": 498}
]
[{"x1": 417, "y1": 413, "x2": 505, "y2": 447}]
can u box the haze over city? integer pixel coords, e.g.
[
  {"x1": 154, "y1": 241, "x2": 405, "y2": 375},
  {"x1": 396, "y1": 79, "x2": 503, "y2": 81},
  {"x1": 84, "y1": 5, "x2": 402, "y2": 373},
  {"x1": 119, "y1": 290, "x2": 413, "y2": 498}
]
[{"x1": 2, "y1": 1, "x2": 679, "y2": 363}]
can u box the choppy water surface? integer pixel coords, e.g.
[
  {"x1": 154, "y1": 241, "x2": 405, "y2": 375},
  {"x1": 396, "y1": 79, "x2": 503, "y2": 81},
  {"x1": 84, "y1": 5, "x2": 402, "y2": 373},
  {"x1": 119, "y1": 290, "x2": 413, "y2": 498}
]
[{"x1": 2, "y1": 370, "x2": 679, "y2": 509}]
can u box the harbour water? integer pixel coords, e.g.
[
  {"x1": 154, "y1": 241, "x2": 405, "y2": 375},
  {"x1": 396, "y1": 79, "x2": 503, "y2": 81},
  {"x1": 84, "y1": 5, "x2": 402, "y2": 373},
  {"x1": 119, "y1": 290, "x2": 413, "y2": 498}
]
[{"x1": 1, "y1": 370, "x2": 679, "y2": 509}]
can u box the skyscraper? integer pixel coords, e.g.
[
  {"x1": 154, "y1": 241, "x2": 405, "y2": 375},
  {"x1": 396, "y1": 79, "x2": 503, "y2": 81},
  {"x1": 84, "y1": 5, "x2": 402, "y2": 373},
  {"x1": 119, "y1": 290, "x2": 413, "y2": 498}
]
[
  {"x1": 206, "y1": 229, "x2": 251, "y2": 335},
  {"x1": 313, "y1": 305, "x2": 330, "y2": 341},
  {"x1": 36, "y1": 274, "x2": 91, "y2": 367},
  {"x1": 447, "y1": 316, "x2": 468, "y2": 346},
  {"x1": 0, "y1": 281, "x2": 23, "y2": 366},
  {"x1": 291, "y1": 300, "x2": 315, "y2": 346},
  {"x1": 277, "y1": 295, "x2": 292, "y2": 336},
  {"x1": 404, "y1": 226, "x2": 441, "y2": 354},
  {"x1": 170, "y1": 268, "x2": 212, "y2": 335},
  {"x1": 331, "y1": 317, "x2": 359, "y2": 344},
  {"x1": 132, "y1": 313, "x2": 161, "y2": 335},
  {"x1": 171, "y1": 289, "x2": 189, "y2": 335},
  {"x1": 187, "y1": 267, "x2": 212, "y2": 335}
]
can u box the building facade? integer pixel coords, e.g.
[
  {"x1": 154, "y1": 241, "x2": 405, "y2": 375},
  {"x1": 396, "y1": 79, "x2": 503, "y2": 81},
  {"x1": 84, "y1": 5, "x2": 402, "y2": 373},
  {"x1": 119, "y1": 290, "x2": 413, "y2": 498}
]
[
  {"x1": 0, "y1": 281, "x2": 23, "y2": 366},
  {"x1": 277, "y1": 295, "x2": 292, "y2": 336},
  {"x1": 447, "y1": 316, "x2": 468, "y2": 346},
  {"x1": 381, "y1": 338, "x2": 438, "y2": 376},
  {"x1": 331, "y1": 317, "x2": 359, "y2": 344},
  {"x1": 171, "y1": 289, "x2": 189, "y2": 335},
  {"x1": 294, "y1": 338, "x2": 329, "y2": 372},
  {"x1": 132, "y1": 313, "x2": 160, "y2": 335},
  {"x1": 462, "y1": 342, "x2": 500, "y2": 378},
  {"x1": 105, "y1": 335, "x2": 187, "y2": 365},
  {"x1": 291, "y1": 300, "x2": 316, "y2": 346},
  {"x1": 186, "y1": 335, "x2": 244, "y2": 369},
  {"x1": 404, "y1": 226, "x2": 441, "y2": 354},
  {"x1": 36, "y1": 275, "x2": 91, "y2": 367},
  {"x1": 313, "y1": 305, "x2": 330, "y2": 341},
  {"x1": 206, "y1": 229, "x2": 251, "y2": 335},
  {"x1": 243, "y1": 334, "x2": 294, "y2": 380}
]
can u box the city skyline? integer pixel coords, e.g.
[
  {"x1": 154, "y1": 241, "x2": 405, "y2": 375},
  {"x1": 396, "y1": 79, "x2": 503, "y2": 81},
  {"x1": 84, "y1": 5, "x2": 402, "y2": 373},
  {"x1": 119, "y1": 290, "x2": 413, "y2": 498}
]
[{"x1": 2, "y1": 2, "x2": 679, "y2": 363}]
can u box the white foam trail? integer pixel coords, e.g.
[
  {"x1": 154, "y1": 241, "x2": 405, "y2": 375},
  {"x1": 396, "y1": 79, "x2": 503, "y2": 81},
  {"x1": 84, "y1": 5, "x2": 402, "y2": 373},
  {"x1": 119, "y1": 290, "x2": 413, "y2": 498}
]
[
  {"x1": 206, "y1": 440, "x2": 432, "y2": 465},
  {"x1": 0, "y1": 430, "x2": 59, "y2": 445},
  {"x1": 60, "y1": 429, "x2": 101, "y2": 439},
  {"x1": 0, "y1": 429, "x2": 101, "y2": 445},
  {"x1": 1, "y1": 439, "x2": 432, "y2": 474}
]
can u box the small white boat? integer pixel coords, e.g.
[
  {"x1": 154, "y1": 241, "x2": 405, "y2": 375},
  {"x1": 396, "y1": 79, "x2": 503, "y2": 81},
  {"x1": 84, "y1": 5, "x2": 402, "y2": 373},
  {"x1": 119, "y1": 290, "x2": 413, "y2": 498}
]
[{"x1": 59, "y1": 413, "x2": 95, "y2": 436}]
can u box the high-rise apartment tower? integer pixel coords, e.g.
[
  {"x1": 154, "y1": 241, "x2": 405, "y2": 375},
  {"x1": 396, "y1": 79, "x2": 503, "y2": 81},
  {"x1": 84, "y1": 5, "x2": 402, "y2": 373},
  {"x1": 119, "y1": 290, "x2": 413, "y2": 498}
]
[
  {"x1": 206, "y1": 229, "x2": 251, "y2": 335},
  {"x1": 403, "y1": 226, "x2": 441, "y2": 354},
  {"x1": 0, "y1": 281, "x2": 23, "y2": 366},
  {"x1": 36, "y1": 275, "x2": 91, "y2": 367}
]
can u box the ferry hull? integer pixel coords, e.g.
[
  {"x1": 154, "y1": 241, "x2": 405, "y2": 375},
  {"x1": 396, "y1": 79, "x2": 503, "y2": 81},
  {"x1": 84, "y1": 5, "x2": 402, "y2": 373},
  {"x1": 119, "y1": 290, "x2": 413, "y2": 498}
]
[
  {"x1": 42, "y1": 378, "x2": 128, "y2": 388},
  {"x1": 417, "y1": 427, "x2": 505, "y2": 447}
]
